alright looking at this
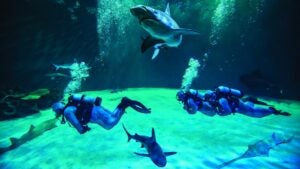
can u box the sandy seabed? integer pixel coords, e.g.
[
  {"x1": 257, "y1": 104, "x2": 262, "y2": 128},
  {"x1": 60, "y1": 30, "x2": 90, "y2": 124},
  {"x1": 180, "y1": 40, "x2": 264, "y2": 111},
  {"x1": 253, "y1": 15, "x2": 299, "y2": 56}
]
[{"x1": 0, "y1": 88, "x2": 299, "y2": 169}]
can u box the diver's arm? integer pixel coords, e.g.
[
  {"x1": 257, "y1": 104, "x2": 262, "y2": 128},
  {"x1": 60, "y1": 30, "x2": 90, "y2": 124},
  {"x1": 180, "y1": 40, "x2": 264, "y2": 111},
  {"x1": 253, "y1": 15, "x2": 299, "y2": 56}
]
[
  {"x1": 63, "y1": 106, "x2": 86, "y2": 134},
  {"x1": 200, "y1": 102, "x2": 217, "y2": 116},
  {"x1": 185, "y1": 98, "x2": 198, "y2": 114},
  {"x1": 218, "y1": 98, "x2": 232, "y2": 115},
  {"x1": 188, "y1": 89, "x2": 203, "y2": 99}
]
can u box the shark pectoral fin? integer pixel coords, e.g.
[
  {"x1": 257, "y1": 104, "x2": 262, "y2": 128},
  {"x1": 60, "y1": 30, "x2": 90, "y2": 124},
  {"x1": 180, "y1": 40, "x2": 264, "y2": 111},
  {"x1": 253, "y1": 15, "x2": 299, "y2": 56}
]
[
  {"x1": 164, "y1": 152, "x2": 177, "y2": 156},
  {"x1": 134, "y1": 152, "x2": 150, "y2": 157},
  {"x1": 141, "y1": 36, "x2": 165, "y2": 53},
  {"x1": 172, "y1": 28, "x2": 201, "y2": 36}
]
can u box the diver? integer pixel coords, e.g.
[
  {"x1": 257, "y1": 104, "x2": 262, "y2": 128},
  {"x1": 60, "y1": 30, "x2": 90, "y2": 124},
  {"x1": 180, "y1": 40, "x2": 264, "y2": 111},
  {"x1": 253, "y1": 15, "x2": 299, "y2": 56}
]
[
  {"x1": 52, "y1": 94, "x2": 151, "y2": 134},
  {"x1": 176, "y1": 86, "x2": 291, "y2": 118}
]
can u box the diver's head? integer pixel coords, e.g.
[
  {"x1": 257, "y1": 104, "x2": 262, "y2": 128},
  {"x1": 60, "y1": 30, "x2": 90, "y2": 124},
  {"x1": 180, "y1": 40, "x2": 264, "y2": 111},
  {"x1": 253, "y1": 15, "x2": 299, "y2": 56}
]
[
  {"x1": 52, "y1": 102, "x2": 65, "y2": 118},
  {"x1": 176, "y1": 90, "x2": 186, "y2": 102}
]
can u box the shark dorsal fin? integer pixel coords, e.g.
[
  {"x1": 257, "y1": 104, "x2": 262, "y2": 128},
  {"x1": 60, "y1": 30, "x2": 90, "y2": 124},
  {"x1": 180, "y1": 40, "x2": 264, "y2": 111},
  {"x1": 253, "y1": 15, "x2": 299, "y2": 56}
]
[
  {"x1": 151, "y1": 128, "x2": 156, "y2": 141},
  {"x1": 10, "y1": 137, "x2": 18, "y2": 145},
  {"x1": 165, "y1": 3, "x2": 170, "y2": 16},
  {"x1": 28, "y1": 125, "x2": 35, "y2": 133}
]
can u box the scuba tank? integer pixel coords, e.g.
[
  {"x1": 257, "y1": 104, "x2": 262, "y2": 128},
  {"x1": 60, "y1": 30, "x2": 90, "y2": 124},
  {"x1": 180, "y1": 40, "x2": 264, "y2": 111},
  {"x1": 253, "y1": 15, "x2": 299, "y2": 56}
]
[
  {"x1": 215, "y1": 86, "x2": 243, "y2": 98},
  {"x1": 69, "y1": 94, "x2": 102, "y2": 106}
]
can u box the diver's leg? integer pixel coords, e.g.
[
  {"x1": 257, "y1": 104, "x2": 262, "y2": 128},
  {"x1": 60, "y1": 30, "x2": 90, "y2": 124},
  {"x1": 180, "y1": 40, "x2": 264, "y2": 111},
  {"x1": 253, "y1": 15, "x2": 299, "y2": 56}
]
[
  {"x1": 90, "y1": 106, "x2": 126, "y2": 130},
  {"x1": 64, "y1": 106, "x2": 86, "y2": 134},
  {"x1": 237, "y1": 101, "x2": 274, "y2": 118},
  {"x1": 242, "y1": 96, "x2": 269, "y2": 106},
  {"x1": 90, "y1": 97, "x2": 150, "y2": 130}
]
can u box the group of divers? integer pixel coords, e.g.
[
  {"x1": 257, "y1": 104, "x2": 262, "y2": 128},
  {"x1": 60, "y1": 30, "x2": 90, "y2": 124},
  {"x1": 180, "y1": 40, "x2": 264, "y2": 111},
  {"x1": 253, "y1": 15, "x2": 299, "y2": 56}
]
[{"x1": 52, "y1": 3, "x2": 291, "y2": 168}]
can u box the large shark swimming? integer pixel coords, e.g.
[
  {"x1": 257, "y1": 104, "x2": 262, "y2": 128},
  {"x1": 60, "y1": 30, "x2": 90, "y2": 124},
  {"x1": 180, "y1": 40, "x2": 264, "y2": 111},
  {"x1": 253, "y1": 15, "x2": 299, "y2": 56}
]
[
  {"x1": 130, "y1": 3, "x2": 200, "y2": 60},
  {"x1": 122, "y1": 124, "x2": 176, "y2": 167}
]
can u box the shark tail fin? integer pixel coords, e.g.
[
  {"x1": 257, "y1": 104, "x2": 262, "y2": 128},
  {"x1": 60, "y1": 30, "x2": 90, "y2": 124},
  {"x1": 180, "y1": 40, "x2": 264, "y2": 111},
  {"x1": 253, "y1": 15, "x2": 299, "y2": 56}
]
[
  {"x1": 122, "y1": 124, "x2": 132, "y2": 142},
  {"x1": 172, "y1": 28, "x2": 201, "y2": 36},
  {"x1": 164, "y1": 152, "x2": 177, "y2": 156}
]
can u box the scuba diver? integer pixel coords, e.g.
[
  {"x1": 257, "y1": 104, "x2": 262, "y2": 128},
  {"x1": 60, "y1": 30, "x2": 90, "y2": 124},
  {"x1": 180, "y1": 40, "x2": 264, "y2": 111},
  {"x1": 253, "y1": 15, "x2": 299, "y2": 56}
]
[
  {"x1": 176, "y1": 86, "x2": 291, "y2": 118},
  {"x1": 52, "y1": 94, "x2": 151, "y2": 134}
]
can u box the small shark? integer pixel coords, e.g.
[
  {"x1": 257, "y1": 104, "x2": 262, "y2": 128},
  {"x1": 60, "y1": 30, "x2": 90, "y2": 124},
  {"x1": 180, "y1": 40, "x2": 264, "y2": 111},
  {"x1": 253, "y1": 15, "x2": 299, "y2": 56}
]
[
  {"x1": 130, "y1": 3, "x2": 200, "y2": 60},
  {"x1": 52, "y1": 63, "x2": 73, "y2": 71},
  {"x1": 217, "y1": 132, "x2": 293, "y2": 169},
  {"x1": 0, "y1": 118, "x2": 58, "y2": 155},
  {"x1": 122, "y1": 124, "x2": 176, "y2": 167},
  {"x1": 45, "y1": 73, "x2": 70, "y2": 80}
]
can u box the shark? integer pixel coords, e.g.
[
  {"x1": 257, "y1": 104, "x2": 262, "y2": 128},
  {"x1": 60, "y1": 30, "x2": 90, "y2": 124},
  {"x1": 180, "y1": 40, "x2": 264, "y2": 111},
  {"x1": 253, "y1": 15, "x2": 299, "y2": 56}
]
[
  {"x1": 130, "y1": 3, "x2": 200, "y2": 60},
  {"x1": 217, "y1": 132, "x2": 293, "y2": 169},
  {"x1": 122, "y1": 124, "x2": 176, "y2": 167},
  {"x1": 0, "y1": 118, "x2": 58, "y2": 155},
  {"x1": 52, "y1": 63, "x2": 74, "y2": 71}
]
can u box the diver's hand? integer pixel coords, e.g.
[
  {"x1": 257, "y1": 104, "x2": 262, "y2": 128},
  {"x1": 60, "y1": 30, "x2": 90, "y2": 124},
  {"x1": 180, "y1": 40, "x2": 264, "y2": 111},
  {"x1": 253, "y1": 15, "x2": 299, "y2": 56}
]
[{"x1": 81, "y1": 125, "x2": 91, "y2": 134}]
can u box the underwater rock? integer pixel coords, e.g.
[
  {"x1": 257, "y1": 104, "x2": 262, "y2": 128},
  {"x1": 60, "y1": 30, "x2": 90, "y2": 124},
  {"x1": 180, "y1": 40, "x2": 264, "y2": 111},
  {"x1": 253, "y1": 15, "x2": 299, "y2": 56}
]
[{"x1": 0, "y1": 118, "x2": 58, "y2": 155}]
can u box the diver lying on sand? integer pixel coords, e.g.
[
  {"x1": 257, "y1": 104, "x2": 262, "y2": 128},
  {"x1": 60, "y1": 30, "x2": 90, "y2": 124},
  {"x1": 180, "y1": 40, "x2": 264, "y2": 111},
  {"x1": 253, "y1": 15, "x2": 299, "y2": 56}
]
[
  {"x1": 52, "y1": 94, "x2": 151, "y2": 134},
  {"x1": 176, "y1": 86, "x2": 291, "y2": 118}
]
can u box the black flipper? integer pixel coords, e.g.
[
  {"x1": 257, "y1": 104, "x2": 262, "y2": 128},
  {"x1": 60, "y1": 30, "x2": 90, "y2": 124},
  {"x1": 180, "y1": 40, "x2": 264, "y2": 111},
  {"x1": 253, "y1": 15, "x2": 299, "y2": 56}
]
[
  {"x1": 118, "y1": 97, "x2": 151, "y2": 113},
  {"x1": 127, "y1": 98, "x2": 151, "y2": 113},
  {"x1": 141, "y1": 36, "x2": 165, "y2": 53},
  {"x1": 271, "y1": 108, "x2": 291, "y2": 116}
]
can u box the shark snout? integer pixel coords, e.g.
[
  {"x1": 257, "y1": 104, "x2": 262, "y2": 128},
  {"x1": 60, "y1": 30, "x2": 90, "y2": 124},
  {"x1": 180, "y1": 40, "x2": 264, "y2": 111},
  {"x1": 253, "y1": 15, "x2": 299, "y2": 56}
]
[
  {"x1": 151, "y1": 154, "x2": 167, "y2": 167},
  {"x1": 130, "y1": 5, "x2": 148, "y2": 16},
  {"x1": 153, "y1": 157, "x2": 167, "y2": 167}
]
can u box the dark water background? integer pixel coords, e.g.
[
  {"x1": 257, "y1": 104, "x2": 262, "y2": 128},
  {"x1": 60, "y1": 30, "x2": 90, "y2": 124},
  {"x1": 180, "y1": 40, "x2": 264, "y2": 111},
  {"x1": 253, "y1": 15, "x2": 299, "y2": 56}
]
[{"x1": 0, "y1": 0, "x2": 299, "y2": 99}]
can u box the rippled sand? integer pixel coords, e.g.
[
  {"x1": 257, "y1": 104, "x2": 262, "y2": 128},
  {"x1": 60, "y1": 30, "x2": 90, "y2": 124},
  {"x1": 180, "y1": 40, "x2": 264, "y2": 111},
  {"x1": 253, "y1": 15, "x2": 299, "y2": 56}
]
[{"x1": 0, "y1": 88, "x2": 299, "y2": 169}]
